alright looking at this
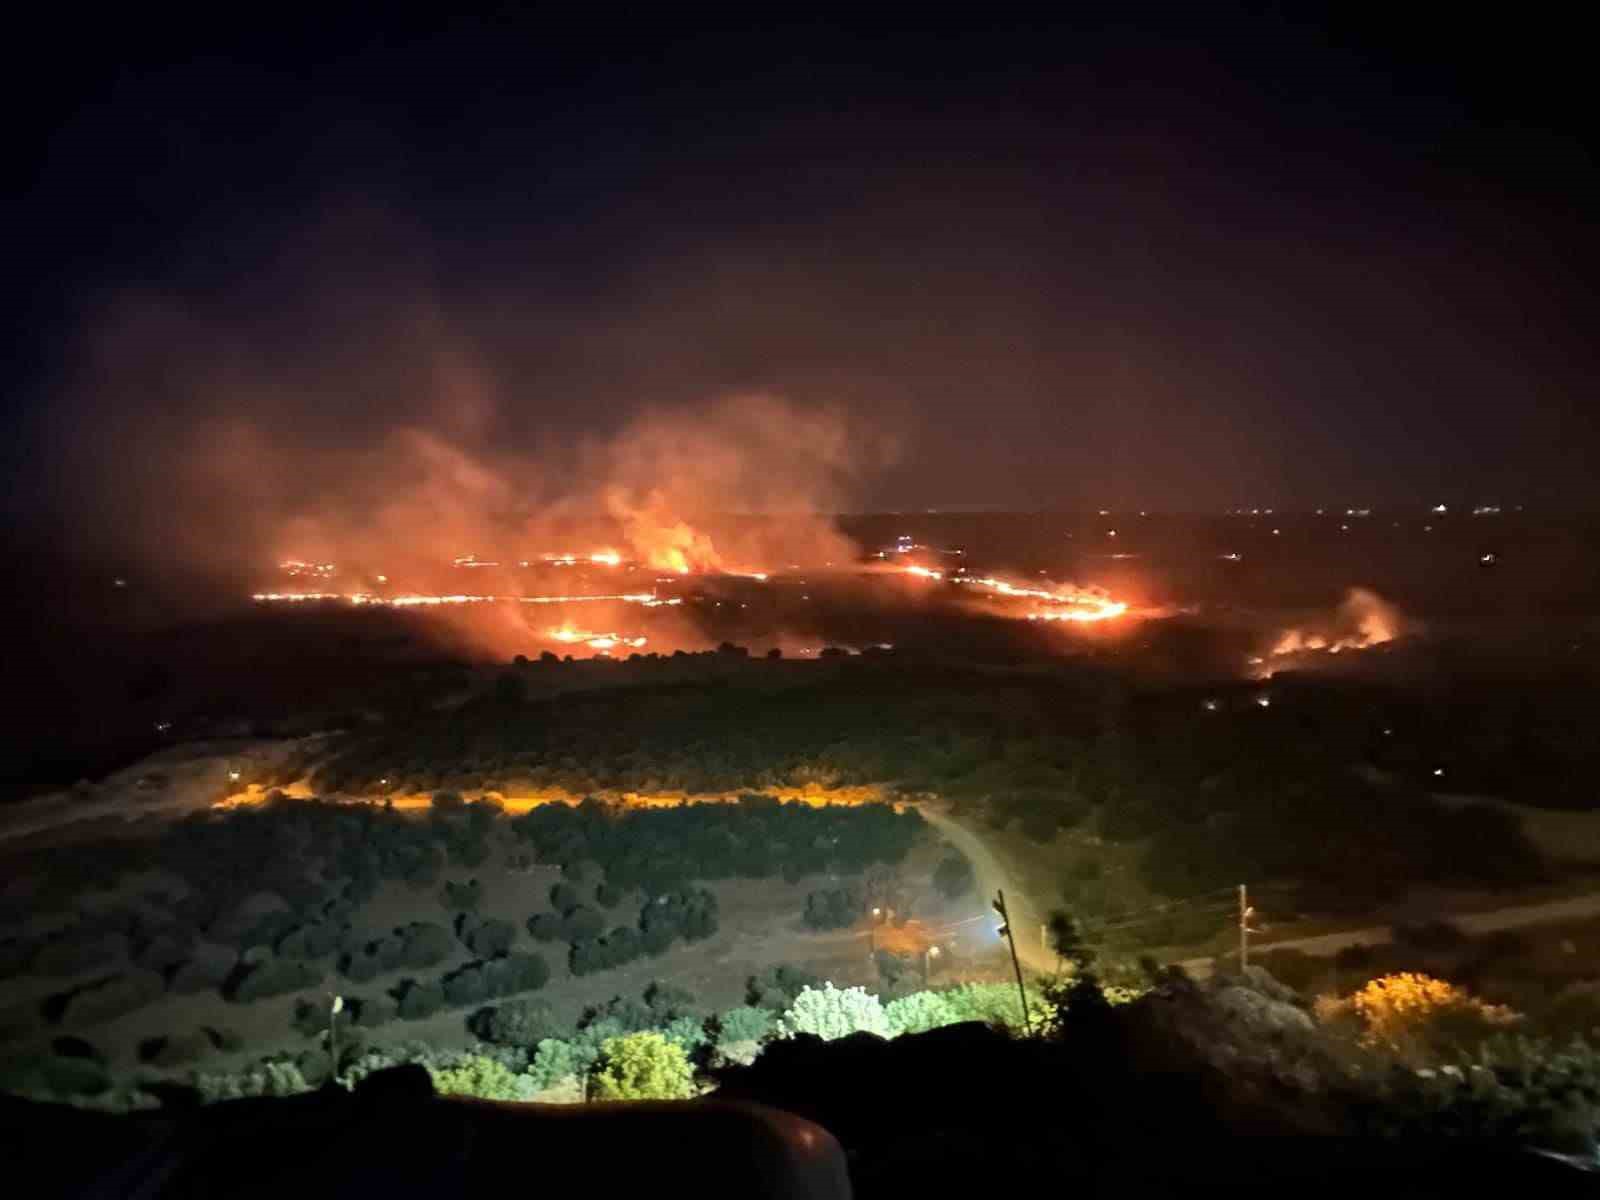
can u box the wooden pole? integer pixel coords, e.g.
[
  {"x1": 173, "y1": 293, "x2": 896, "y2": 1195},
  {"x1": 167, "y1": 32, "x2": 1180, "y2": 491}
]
[
  {"x1": 994, "y1": 890, "x2": 1032, "y2": 1034},
  {"x1": 1238, "y1": 883, "x2": 1249, "y2": 971}
]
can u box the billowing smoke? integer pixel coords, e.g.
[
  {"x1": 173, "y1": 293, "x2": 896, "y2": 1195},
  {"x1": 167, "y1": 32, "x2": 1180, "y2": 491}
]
[
  {"x1": 41, "y1": 279, "x2": 897, "y2": 654},
  {"x1": 1258, "y1": 587, "x2": 1404, "y2": 670}
]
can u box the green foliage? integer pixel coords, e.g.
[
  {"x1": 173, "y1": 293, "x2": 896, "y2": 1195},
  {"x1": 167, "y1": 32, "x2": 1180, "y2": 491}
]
[
  {"x1": 56, "y1": 969, "x2": 167, "y2": 1023},
  {"x1": 802, "y1": 886, "x2": 862, "y2": 931},
  {"x1": 527, "y1": 1038, "x2": 584, "y2": 1091},
  {"x1": 714, "y1": 1005, "x2": 775, "y2": 1046},
  {"x1": 394, "y1": 979, "x2": 445, "y2": 1020},
  {"x1": 475, "y1": 997, "x2": 559, "y2": 1047},
  {"x1": 590, "y1": 1032, "x2": 695, "y2": 1101},
  {"x1": 1358, "y1": 1036, "x2": 1600, "y2": 1154},
  {"x1": 885, "y1": 991, "x2": 960, "y2": 1037},
  {"x1": 935, "y1": 982, "x2": 1043, "y2": 1031},
  {"x1": 228, "y1": 958, "x2": 323, "y2": 1005},
  {"x1": 428, "y1": 1054, "x2": 538, "y2": 1101},
  {"x1": 776, "y1": 983, "x2": 892, "y2": 1041},
  {"x1": 192, "y1": 1057, "x2": 310, "y2": 1103},
  {"x1": 747, "y1": 964, "x2": 820, "y2": 1011},
  {"x1": 456, "y1": 913, "x2": 516, "y2": 958},
  {"x1": 440, "y1": 879, "x2": 483, "y2": 912}
]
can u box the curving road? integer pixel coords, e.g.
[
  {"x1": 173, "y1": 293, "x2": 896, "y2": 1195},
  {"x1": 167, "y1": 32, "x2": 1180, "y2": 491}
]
[
  {"x1": 917, "y1": 803, "x2": 1600, "y2": 982},
  {"x1": 918, "y1": 804, "x2": 1058, "y2": 973}
]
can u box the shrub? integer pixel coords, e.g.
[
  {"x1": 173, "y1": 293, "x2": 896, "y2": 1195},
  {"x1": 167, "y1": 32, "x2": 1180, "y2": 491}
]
[
  {"x1": 801, "y1": 887, "x2": 861, "y2": 931},
  {"x1": 398, "y1": 923, "x2": 455, "y2": 970},
  {"x1": 476, "y1": 998, "x2": 559, "y2": 1047},
  {"x1": 937, "y1": 981, "x2": 1041, "y2": 1031},
  {"x1": 0, "y1": 1053, "x2": 111, "y2": 1097},
  {"x1": 562, "y1": 906, "x2": 606, "y2": 943},
  {"x1": 714, "y1": 1006, "x2": 774, "y2": 1047},
  {"x1": 192, "y1": 1058, "x2": 309, "y2": 1103},
  {"x1": 1316, "y1": 972, "x2": 1519, "y2": 1059},
  {"x1": 932, "y1": 853, "x2": 975, "y2": 900},
  {"x1": 58, "y1": 969, "x2": 167, "y2": 1024},
  {"x1": 230, "y1": 959, "x2": 323, "y2": 1004},
  {"x1": 885, "y1": 991, "x2": 959, "y2": 1037},
  {"x1": 395, "y1": 979, "x2": 445, "y2": 1020},
  {"x1": 526, "y1": 913, "x2": 566, "y2": 942},
  {"x1": 440, "y1": 879, "x2": 483, "y2": 912},
  {"x1": 550, "y1": 882, "x2": 582, "y2": 913},
  {"x1": 776, "y1": 984, "x2": 891, "y2": 1041},
  {"x1": 590, "y1": 1032, "x2": 695, "y2": 1101},
  {"x1": 428, "y1": 1054, "x2": 537, "y2": 1101},
  {"x1": 456, "y1": 914, "x2": 516, "y2": 958},
  {"x1": 528, "y1": 1038, "x2": 583, "y2": 1092},
  {"x1": 595, "y1": 882, "x2": 622, "y2": 909},
  {"x1": 747, "y1": 965, "x2": 820, "y2": 1011},
  {"x1": 139, "y1": 1030, "x2": 211, "y2": 1068}
]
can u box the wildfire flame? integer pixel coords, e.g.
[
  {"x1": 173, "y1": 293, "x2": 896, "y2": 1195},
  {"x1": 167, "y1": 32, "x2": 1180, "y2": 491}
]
[
  {"x1": 899, "y1": 565, "x2": 1128, "y2": 622},
  {"x1": 547, "y1": 626, "x2": 648, "y2": 651},
  {"x1": 1256, "y1": 587, "x2": 1402, "y2": 675}
]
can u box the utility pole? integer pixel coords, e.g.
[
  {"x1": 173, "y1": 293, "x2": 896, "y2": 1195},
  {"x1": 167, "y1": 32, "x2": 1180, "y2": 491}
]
[
  {"x1": 993, "y1": 890, "x2": 1032, "y2": 1035},
  {"x1": 1238, "y1": 884, "x2": 1255, "y2": 971}
]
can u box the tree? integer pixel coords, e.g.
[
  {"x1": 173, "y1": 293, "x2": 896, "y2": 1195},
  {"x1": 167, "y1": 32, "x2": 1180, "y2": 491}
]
[
  {"x1": 590, "y1": 1031, "x2": 694, "y2": 1100},
  {"x1": 775, "y1": 983, "x2": 891, "y2": 1041},
  {"x1": 475, "y1": 997, "x2": 558, "y2": 1047}
]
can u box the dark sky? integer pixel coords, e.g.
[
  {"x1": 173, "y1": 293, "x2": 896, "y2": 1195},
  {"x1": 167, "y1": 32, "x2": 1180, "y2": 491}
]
[{"x1": 8, "y1": 6, "x2": 1598, "y2": 523}]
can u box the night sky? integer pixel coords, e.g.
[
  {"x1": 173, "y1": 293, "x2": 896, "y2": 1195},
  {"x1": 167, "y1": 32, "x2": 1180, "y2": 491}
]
[{"x1": 8, "y1": 7, "x2": 1598, "y2": 528}]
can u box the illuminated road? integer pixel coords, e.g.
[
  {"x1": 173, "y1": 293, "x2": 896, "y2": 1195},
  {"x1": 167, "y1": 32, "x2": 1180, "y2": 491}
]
[{"x1": 917, "y1": 804, "x2": 1057, "y2": 973}]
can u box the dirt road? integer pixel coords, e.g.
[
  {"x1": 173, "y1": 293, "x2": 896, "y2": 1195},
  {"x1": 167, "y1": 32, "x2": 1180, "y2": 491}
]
[
  {"x1": 919, "y1": 804, "x2": 1057, "y2": 973},
  {"x1": 1181, "y1": 890, "x2": 1600, "y2": 978}
]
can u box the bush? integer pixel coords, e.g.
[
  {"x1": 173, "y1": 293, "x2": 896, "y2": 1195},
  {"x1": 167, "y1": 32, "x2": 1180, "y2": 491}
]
[
  {"x1": 802, "y1": 887, "x2": 861, "y2": 931},
  {"x1": 229, "y1": 959, "x2": 322, "y2": 1004},
  {"x1": 747, "y1": 965, "x2": 820, "y2": 1011},
  {"x1": 885, "y1": 991, "x2": 959, "y2": 1037},
  {"x1": 428, "y1": 1054, "x2": 537, "y2": 1101},
  {"x1": 398, "y1": 923, "x2": 455, "y2": 970},
  {"x1": 475, "y1": 997, "x2": 559, "y2": 1047},
  {"x1": 595, "y1": 882, "x2": 622, "y2": 909},
  {"x1": 193, "y1": 1059, "x2": 311, "y2": 1103},
  {"x1": 58, "y1": 969, "x2": 167, "y2": 1024},
  {"x1": 562, "y1": 906, "x2": 606, "y2": 943},
  {"x1": 527, "y1": 1038, "x2": 583, "y2": 1092},
  {"x1": 456, "y1": 914, "x2": 516, "y2": 958},
  {"x1": 775, "y1": 983, "x2": 891, "y2": 1041},
  {"x1": 526, "y1": 912, "x2": 566, "y2": 942},
  {"x1": 550, "y1": 882, "x2": 582, "y2": 913},
  {"x1": 590, "y1": 1032, "x2": 695, "y2": 1100},
  {"x1": 937, "y1": 981, "x2": 1041, "y2": 1031},
  {"x1": 0, "y1": 1053, "x2": 111, "y2": 1097},
  {"x1": 440, "y1": 879, "x2": 483, "y2": 912},
  {"x1": 139, "y1": 1030, "x2": 212, "y2": 1067},
  {"x1": 395, "y1": 979, "x2": 446, "y2": 1020},
  {"x1": 932, "y1": 853, "x2": 975, "y2": 900},
  {"x1": 1316, "y1": 972, "x2": 1519, "y2": 1060},
  {"x1": 715, "y1": 1005, "x2": 774, "y2": 1046}
]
